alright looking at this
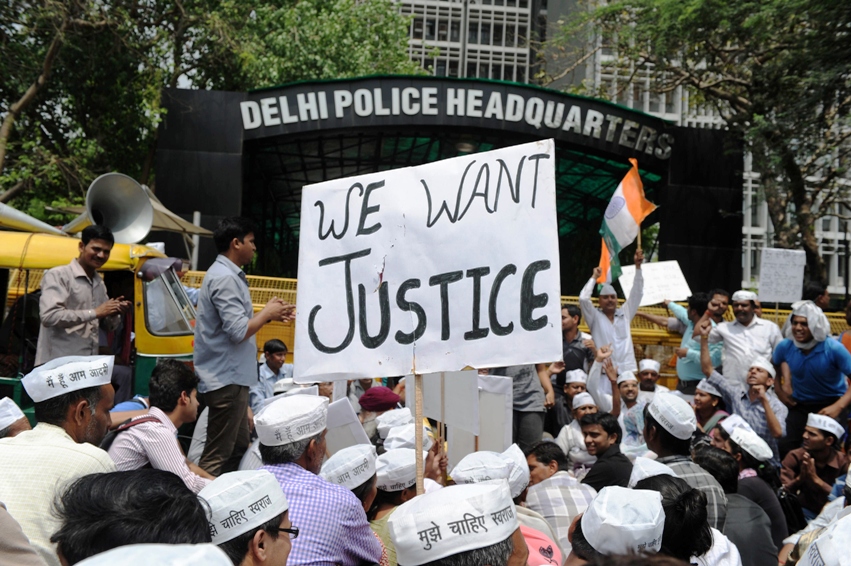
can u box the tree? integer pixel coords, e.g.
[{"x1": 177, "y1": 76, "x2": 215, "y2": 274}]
[
  {"x1": 541, "y1": 0, "x2": 851, "y2": 281},
  {"x1": 0, "y1": 0, "x2": 421, "y2": 219}
]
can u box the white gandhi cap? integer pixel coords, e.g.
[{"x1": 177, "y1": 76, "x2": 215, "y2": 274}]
[
  {"x1": 376, "y1": 448, "x2": 421, "y2": 492},
  {"x1": 22, "y1": 355, "x2": 114, "y2": 402},
  {"x1": 500, "y1": 444, "x2": 530, "y2": 499},
  {"x1": 572, "y1": 392, "x2": 597, "y2": 410},
  {"x1": 198, "y1": 470, "x2": 289, "y2": 545},
  {"x1": 798, "y1": 509, "x2": 851, "y2": 566},
  {"x1": 0, "y1": 397, "x2": 25, "y2": 429},
  {"x1": 377, "y1": 407, "x2": 414, "y2": 439},
  {"x1": 719, "y1": 414, "x2": 754, "y2": 436},
  {"x1": 806, "y1": 413, "x2": 846, "y2": 440},
  {"x1": 320, "y1": 444, "x2": 377, "y2": 490},
  {"x1": 449, "y1": 445, "x2": 530, "y2": 499},
  {"x1": 76, "y1": 544, "x2": 232, "y2": 566},
  {"x1": 389, "y1": 480, "x2": 518, "y2": 566},
  {"x1": 695, "y1": 379, "x2": 722, "y2": 398},
  {"x1": 639, "y1": 359, "x2": 661, "y2": 373},
  {"x1": 617, "y1": 371, "x2": 638, "y2": 385},
  {"x1": 628, "y1": 456, "x2": 676, "y2": 488},
  {"x1": 648, "y1": 392, "x2": 696, "y2": 440},
  {"x1": 384, "y1": 423, "x2": 434, "y2": 452},
  {"x1": 581, "y1": 486, "x2": 665, "y2": 555},
  {"x1": 732, "y1": 290, "x2": 757, "y2": 302},
  {"x1": 450, "y1": 452, "x2": 512, "y2": 486},
  {"x1": 255, "y1": 395, "x2": 328, "y2": 446},
  {"x1": 564, "y1": 369, "x2": 588, "y2": 384},
  {"x1": 729, "y1": 427, "x2": 773, "y2": 462}
]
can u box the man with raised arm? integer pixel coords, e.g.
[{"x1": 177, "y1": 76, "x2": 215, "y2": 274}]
[{"x1": 579, "y1": 250, "x2": 644, "y2": 385}]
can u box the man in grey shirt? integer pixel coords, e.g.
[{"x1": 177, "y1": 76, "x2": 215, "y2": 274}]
[
  {"x1": 492, "y1": 364, "x2": 554, "y2": 452},
  {"x1": 194, "y1": 217, "x2": 293, "y2": 476}
]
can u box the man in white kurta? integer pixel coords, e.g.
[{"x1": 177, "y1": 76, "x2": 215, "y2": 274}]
[
  {"x1": 708, "y1": 290, "x2": 782, "y2": 385},
  {"x1": 579, "y1": 250, "x2": 644, "y2": 381},
  {"x1": 0, "y1": 357, "x2": 116, "y2": 566}
]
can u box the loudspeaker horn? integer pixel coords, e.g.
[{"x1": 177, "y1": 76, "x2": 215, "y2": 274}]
[{"x1": 86, "y1": 173, "x2": 154, "y2": 244}]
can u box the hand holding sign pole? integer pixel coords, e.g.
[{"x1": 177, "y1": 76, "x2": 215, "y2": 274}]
[{"x1": 294, "y1": 140, "x2": 561, "y2": 490}]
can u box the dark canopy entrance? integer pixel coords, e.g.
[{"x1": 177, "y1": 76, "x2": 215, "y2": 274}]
[{"x1": 156, "y1": 76, "x2": 741, "y2": 292}]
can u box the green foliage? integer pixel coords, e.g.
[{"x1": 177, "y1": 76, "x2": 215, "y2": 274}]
[
  {"x1": 1, "y1": 0, "x2": 420, "y2": 212},
  {"x1": 544, "y1": 0, "x2": 851, "y2": 278}
]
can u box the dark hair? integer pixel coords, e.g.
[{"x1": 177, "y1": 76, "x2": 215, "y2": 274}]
[
  {"x1": 643, "y1": 406, "x2": 692, "y2": 456},
  {"x1": 0, "y1": 424, "x2": 11, "y2": 438},
  {"x1": 367, "y1": 485, "x2": 409, "y2": 521},
  {"x1": 802, "y1": 281, "x2": 827, "y2": 302},
  {"x1": 263, "y1": 339, "x2": 288, "y2": 354},
  {"x1": 687, "y1": 292, "x2": 710, "y2": 315},
  {"x1": 148, "y1": 359, "x2": 199, "y2": 413},
  {"x1": 562, "y1": 304, "x2": 582, "y2": 323},
  {"x1": 587, "y1": 555, "x2": 690, "y2": 566},
  {"x1": 526, "y1": 441, "x2": 569, "y2": 472},
  {"x1": 351, "y1": 473, "x2": 377, "y2": 505},
  {"x1": 213, "y1": 217, "x2": 256, "y2": 254},
  {"x1": 708, "y1": 288, "x2": 730, "y2": 300},
  {"x1": 570, "y1": 516, "x2": 603, "y2": 561},
  {"x1": 420, "y1": 534, "x2": 513, "y2": 566},
  {"x1": 691, "y1": 445, "x2": 739, "y2": 494},
  {"x1": 259, "y1": 432, "x2": 319, "y2": 465},
  {"x1": 580, "y1": 411, "x2": 622, "y2": 444},
  {"x1": 719, "y1": 432, "x2": 782, "y2": 490},
  {"x1": 80, "y1": 225, "x2": 114, "y2": 246},
  {"x1": 34, "y1": 386, "x2": 102, "y2": 427},
  {"x1": 218, "y1": 512, "x2": 284, "y2": 565},
  {"x1": 634, "y1": 475, "x2": 712, "y2": 560},
  {"x1": 51, "y1": 469, "x2": 210, "y2": 564}
]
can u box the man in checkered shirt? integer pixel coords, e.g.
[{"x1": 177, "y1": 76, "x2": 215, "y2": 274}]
[
  {"x1": 255, "y1": 395, "x2": 382, "y2": 566},
  {"x1": 524, "y1": 441, "x2": 597, "y2": 554},
  {"x1": 644, "y1": 392, "x2": 728, "y2": 530}
]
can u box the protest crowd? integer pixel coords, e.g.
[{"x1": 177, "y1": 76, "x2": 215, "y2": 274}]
[{"x1": 2, "y1": 216, "x2": 851, "y2": 566}]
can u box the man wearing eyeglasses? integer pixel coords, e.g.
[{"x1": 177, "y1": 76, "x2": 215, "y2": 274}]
[{"x1": 201, "y1": 469, "x2": 298, "y2": 566}]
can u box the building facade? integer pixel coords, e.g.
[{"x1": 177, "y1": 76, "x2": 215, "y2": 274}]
[{"x1": 398, "y1": 0, "x2": 851, "y2": 296}]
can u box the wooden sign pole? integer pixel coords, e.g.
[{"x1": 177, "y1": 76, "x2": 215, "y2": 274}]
[{"x1": 415, "y1": 372, "x2": 425, "y2": 495}]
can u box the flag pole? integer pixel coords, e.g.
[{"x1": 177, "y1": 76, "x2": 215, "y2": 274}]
[{"x1": 637, "y1": 221, "x2": 642, "y2": 251}]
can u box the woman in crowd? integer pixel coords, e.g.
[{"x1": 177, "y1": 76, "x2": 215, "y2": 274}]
[{"x1": 693, "y1": 379, "x2": 728, "y2": 434}]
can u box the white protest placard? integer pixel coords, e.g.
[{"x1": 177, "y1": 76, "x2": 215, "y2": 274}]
[
  {"x1": 294, "y1": 140, "x2": 561, "y2": 381},
  {"x1": 325, "y1": 398, "x2": 371, "y2": 456},
  {"x1": 405, "y1": 370, "x2": 480, "y2": 434},
  {"x1": 618, "y1": 261, "x2": 692, "y2": 307},
  {"x1": 446, "y1": 374, "x2": 513, "y2": 469},
  {"x1": 758, "y1": 248, "x2": 807, "y2": 303}
]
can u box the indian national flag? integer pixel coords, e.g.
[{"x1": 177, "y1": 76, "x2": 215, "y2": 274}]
[{"x1": 596, "y1": 158, "x2": 656, "y2": 284}]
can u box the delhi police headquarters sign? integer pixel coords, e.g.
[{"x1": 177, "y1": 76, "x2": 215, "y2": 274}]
[{"x1": 238, "y1": 77, "x2": 674, "y2": 169}]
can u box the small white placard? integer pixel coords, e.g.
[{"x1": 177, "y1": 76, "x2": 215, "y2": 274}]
[
  {"x1": 618, "y1": 261, "x2": 692, "y2": 306},
  {"x1": 405, "y1": 370, "x2": 480, "y2": 435},
  {"x1": 325, "y1": 398, "x2": 371, "y2": 455},
  {"x1": 758, "y1": 248, "x2": 807, "y2": 303}
]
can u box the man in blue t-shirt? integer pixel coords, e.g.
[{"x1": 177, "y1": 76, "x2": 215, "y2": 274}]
[{"x1": 774, "y1": 300, "x2": 851, "y2": 456}]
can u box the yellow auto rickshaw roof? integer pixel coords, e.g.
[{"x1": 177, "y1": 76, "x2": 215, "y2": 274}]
[{"x1": 0, "y1": 231, "x2": 166, "y2": 271}]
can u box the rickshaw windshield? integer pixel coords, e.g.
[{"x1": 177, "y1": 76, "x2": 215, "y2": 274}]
[{"x1": 144, "y1": 269, "x2": 196, "y2": 336}]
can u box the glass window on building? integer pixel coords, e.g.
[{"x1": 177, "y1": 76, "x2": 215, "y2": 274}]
[
  {"x1": 468, "y1": 22, "x2": 478, "y2": 44},
  {"x1": 450, "y1": 20, "x2": 460, "y2": 42},
  {"x1": 413, "y1": 18, "x2": 424, "y2": 40},
  {"x1": 449, "y1": 60, "x2": 459, "y2": 77},
  {"x1": 664, "y1": 92, "x2": 676, "y2": 114},
  {"x1": 504, "y1": 63, "x2": 515, "y2": 81},
  {"x1": 517, "y1": 65, "x2": 526, "y2": 82},
  {"x1": 426, "y1": 19, "x2": 436, "y2": 40},
  {"x1": 518, "y1": 25, "x2": 527, "y2": 47},
  {"x1": 506, "y1": 24, "x2": 516, "y2": 47},
  {"x1": 436, "y1": 60, "x2": 447, "y2": 76},
  {"x1": 481, "y1": 23, "x2": 491, "y2": 45},
  {"x1": 493, "y1": 23, "x2": 504, "y2": 46},
  {"x1": 438, "y1": 20, "x2": 448, "y2": 40}
]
